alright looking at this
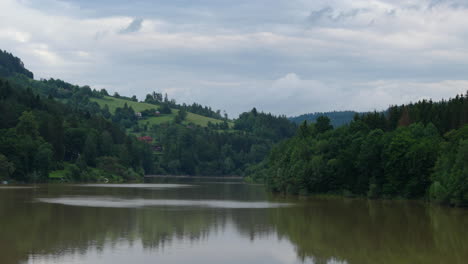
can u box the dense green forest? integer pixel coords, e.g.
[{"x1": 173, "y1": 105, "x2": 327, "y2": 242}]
[
  {"x1": 0, "y1": 50, "x2": 295, "y2": 181},
  {"x1": 250, "y1": 97, "x2": 468, "y2": 206},
  {"x1": 146, "y1": 109, "x2": 296, "y2": 175},
  {"x1": 0, "y1": 78, "x2": 154, "y2": 182},
  {"x1": 0, "y1": 50, "x2": 33, "y2": 79},
  {"x1": 1, "y1": 49, "x2": 466, "y2": 206},
  {"x1": 289, "y1": 111, "x2": 358, "y2": 127}
]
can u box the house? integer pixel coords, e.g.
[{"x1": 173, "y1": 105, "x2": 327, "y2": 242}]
[
  {"x1": 137, "y1": 136, "x2": 153, "y2": 143},
  {"x1": 152, "y1": 145, "x2": 163, "y2": 152},
  {"x1": 135, "y1": 112, "x2": 142, "y2": 118},
  {"x1": 155, "y1": 111, "x2": 161, "y2": 116}
]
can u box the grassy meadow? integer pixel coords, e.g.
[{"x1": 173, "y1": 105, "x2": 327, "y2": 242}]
[{"x1": 91, "y1": 96, "x2": 230, "y2": 127}]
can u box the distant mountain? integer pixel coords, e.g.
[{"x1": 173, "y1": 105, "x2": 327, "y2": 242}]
[
  {"x1": 0, "y1": 49, "x2": 34, "y2": 78},
  {"x1": 289, "y1": 111, "x2": 358, "y2": 127}
]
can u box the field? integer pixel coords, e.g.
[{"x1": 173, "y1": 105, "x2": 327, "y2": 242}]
[
  {"x1": 90, "y1": 96, "x2": 159, "y2": 113},
  {"x1": 90, "y1": 96, "x2": 229, "y2": 127}
]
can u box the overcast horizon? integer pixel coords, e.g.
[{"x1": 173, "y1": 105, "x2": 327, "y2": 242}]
[{"x1": 2, "y1": 0, "x2": 468, "y2": 117}]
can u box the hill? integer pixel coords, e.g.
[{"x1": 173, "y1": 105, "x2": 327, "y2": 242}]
[
  {"x1": 250, "y1": 93, "x2": 468, "y2": 206},
  {"x1": 289, "y1": 111, "x2": 358, "y2": 127},
  {"x1": 0, "y1": 49, "x2": 33, "y2": 79},
  {"x1": 90, "y1": 96, "x2": 228, "y2": 127},
  {"x1": 0, "y1": 78, "x2": 154, "y2": 183}
]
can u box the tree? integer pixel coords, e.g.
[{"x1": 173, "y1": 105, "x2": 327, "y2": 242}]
[
  {"x1": 99, "y1": 89, "x2": 109, "y2": 96},
  {"x1": 398, "y1": 107, "x2": 411, "y2": 127},
  {"x1": 45, "y1": 115, "x2": 65, "y2": 161},
  {"x1": 251, "y1": 107, "x2": 258, "y2": 116},
  {"x1": 0, "y1": 153, "x2": 15, "y2": 180},
  {"x1": 430, "y1": 131, "x2": 468, "y2": 206},
  {"x1": 174, "y1": 109, "x2": 187, "y2": 123},
  {"x1": 99, "y1": 131, "x2": 114, "y2": 156},
  {"x1": 97, "y1": 156, "x2": 126, "y2": 177},
  {"x1": 356, "y1": 129, "x2": 384, "y2": 197},
  {"x1": 102, "y1": 104, "x2": 111, "y2": 119},
  {"x1": 315, "y1": 116, "x2": 333, "y2": 133},
  {"x1": 83, "y1": 132, "x2": 98, "y2": 166},
  {"x1": 16, "y1": 111, "x2": 39, "y2": 138},
  {"x1": 158, "y1": 103, "x2": 172, "y2": 114},
  {"x1": 34, "y1": 143, "x2": 54, "y2": 181}
]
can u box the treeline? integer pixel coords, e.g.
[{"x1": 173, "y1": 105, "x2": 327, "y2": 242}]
[
  {"x1": 150, "y1": 124, "x2": 268, "y2": 175},
  {"x1": 0, "y1": 78, "x2": 154, "y2": 183},
  {"x1": 234, "y1": 108, "x2": 297, "y2": 141},
  {"x1": 250, "y1": 94, "x2": 468, "y2": 206},
  {"x1": 9, "y1": 75, "x2": 147, "y2": 129},
  {"x1": 144, "y1": 91, "x2": 224, "y2": 120},
  {"x1": 386, "y1": 95, "x2": 468, "y2": 133},
  {"x1": 144, "y1": 108, "x2": 296, "y2": 176},
  {"x1": 180, "y1": 102, "x2": 223, "y2": 120},
  {"x1": 0, "y1": 50, "x2": 34, "y2": 79},
  {"x1": 13, "y1": 74, "x2": 223, "y2": 123},
  {"x1": 289, "y1": 111, "x2": 358, "y2": 127}
]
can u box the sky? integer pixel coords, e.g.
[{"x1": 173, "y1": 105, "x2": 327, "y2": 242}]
[{"x1": 1, "y1": 0, "x2": 468, "y2": 117}]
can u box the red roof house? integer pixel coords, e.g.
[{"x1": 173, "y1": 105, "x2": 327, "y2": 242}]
[{"x1": 137, "y1": 136, "x2": 153, "y2": 144}]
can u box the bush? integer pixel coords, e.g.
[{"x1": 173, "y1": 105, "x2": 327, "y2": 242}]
[
  {"x1": 367, "y1": 183, "x2": 379, "y2": 199},
  {"x1": 429, "y1": 181, "x2": 449, "y2": 204}
]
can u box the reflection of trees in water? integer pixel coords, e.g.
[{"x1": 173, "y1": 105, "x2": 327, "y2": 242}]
[
  {"x1": 0, "y1": 183, "x2": 269, "y2": 263},
  {"x1": 1, "y1": 187, "x2": 467, "y2": 264},
  {"x1": 230, "y1": 208, "x2": 276, "y2": 241},
  {"x1": 265, "y1": 198, "x2": 468, "y2": 264},
  {"x1": 0, "y1": 192, "x2": 225, "y2": 264},
  {"x1": 137, "y1": 208, "x2": 227, "y2": 249}
]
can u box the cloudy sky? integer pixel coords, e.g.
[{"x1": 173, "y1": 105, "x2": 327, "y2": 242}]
[{"x1": 1, "y1": 0, "x2": 468, "y2": 117}]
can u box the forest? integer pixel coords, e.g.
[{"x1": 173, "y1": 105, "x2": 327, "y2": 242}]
[
  {"x1": 0, "y1": 50, "x2": 295, "y2": 182},
  {"x1": 0, "y1": 50, "x2": 33, "y2": 79},
  {"x1": 0, "y1": 78, "x2": 155, "y2": 182},
  {"x1": 147, "y1": 108, "x2": 296, "y2": 175},
  {"x1": 0, "y1": 49, "x2": 466, "y2": 206},
  {"x1": 249, "y1": 97, "x2": 468, "y2": 206},
  {"x1": 289, "y1": 111, "x2": 358, "y2": 127}
]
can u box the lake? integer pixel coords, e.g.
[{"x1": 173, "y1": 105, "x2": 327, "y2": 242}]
[{"x1": 0, "y1": 181, "x2": 467, "y2": 264}]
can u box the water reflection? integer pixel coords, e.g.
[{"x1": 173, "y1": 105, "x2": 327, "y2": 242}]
[
  {"x1": 0, "y1": 183, "x2": 466, "y2": 264},
  {"x1": 0, "y1": 186, "x2": 36, "y2": 189},
  {"x1": 37, "y1": 197, "x2": 292, "y2": 208},
  {"x1": 267, "y1": 198, "x2": 468, "y2": 264},
  {"x1": 75, "y1": 183, "x2": 194, "y2": 189}
]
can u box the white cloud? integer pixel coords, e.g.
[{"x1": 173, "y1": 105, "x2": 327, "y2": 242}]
[
  {"x1": 0, "y1": 29, "x2": 31, "y2": 43},
  {"x1": 31, "y1": 47, "x2": 63, "y2": 65},
  {"x1": 348, "y1": 79, "x2": 468, "y2": 110},
  {"x1": 1, "y1": 0, "x2": 468, "y2": 116}
]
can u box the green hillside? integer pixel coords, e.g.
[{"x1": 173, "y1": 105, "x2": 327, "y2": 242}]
[
  {"x1": 90, "y1": 96, "x2": 158, "y2": 113},
  {"x1": 90, "y1": 96, "x2": 228, "y2": 127}
]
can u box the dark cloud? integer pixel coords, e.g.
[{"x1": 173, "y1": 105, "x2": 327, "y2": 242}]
[
  {"x1": 334, "y1": 8, "x2": 366, "y2": 21},
  {"x1": 308, "y1": 6, "x2": 368, "y2": 26},
  {"x1": 308, "y1": 7, "x2": 333, "y2": 23},
  {"x1": 119, "y1": 18, "x2": 143, "y2": 34}
]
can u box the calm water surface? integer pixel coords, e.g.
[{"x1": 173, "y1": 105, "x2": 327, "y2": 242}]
[{"x1": 0, "y1": 182, "x2": 467, "y2": 264}]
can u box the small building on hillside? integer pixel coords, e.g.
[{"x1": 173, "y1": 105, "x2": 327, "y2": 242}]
[
  {"x1": 155, "y1": 111, "x2": 161, "y2": 116},
  {"x1": 152, "y1": 145, "x2": 163, "y2": 152},
  {"x1": 135, "y1": 112, "x2": 142, "y2": 118}
]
